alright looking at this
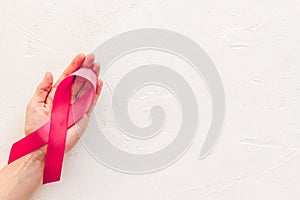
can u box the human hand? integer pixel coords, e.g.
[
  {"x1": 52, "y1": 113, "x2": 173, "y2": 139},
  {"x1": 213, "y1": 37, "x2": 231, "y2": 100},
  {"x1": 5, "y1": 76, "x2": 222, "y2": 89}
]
[
  {"x1": 0, "y1": 53, "x2": 103, "y2": 200},
  {"x1": 24, "y1": 53, "x2": 103, "y2": 152}
]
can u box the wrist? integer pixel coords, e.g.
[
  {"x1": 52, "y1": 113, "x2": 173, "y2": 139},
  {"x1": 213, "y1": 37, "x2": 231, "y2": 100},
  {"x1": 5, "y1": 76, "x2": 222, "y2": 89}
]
[{"x1": 0, "y1": 147, "x2": 46, "y2": 200}]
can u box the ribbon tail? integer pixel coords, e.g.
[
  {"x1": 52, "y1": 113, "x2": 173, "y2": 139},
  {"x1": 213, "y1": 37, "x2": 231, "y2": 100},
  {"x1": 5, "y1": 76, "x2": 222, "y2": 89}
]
[
  {"x1": 43, "y1": 77, "x2": 73, "y2": 184},
  {"x1": 8, "y1": 123, "x2": 49, "y2": 164}
]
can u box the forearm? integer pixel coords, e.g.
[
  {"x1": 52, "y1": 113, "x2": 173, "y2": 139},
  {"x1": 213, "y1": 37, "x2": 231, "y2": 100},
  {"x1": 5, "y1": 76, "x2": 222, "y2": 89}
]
[{"x1": 0, "y1": 149, "x2": 45, "y2": 200}]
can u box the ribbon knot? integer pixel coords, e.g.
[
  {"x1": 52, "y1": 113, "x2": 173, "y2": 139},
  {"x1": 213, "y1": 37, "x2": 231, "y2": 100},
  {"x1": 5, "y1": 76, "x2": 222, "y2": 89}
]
[{"x1": 8, "y1": 68, "x2": 97, "y2": 184}]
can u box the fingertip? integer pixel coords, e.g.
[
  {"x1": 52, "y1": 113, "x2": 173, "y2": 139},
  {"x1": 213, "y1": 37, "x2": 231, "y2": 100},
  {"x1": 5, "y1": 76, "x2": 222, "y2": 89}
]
[
  {"x1": 93, "y1": 79, "x2": 103, "y2": 102},
  {"x1": 33, "y1": 72, "x2": 54, "y2": 103},
  {"x1": 89, "y1": 53, "x2": 95, "y2": 60},
  {"x1": 81, "y1": 53, "x2": 95, "y2": 68},
  {"x1": 95, "y1": 79, "x2": 103, "y2": 98},
  {"x1": 73, "y1": 53, "x2": 86, "y2": 64},
  {"x1": 97, "y1": 79, "x2": 103, "y2": 92},
  {"x1": 76, "y1": 53, "x2": 86, "y2": 60},
  {"x1": 45, "y1": 72, "x2": 53, "y2": 84},
  {"x1": 92, "y1": 62, "x2": 101, "y2": 76},
  {"x1": 41, "y1": 72, "x2": 53, "y2": 89},
  {"x1": 70, "y1": 53, "x2": 86, "y2": 69}
]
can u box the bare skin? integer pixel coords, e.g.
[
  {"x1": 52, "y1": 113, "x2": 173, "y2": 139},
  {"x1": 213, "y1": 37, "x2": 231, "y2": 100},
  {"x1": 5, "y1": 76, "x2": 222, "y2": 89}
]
[{"x1": 0, "y1": 53, "x2": 103, "y2": 200}]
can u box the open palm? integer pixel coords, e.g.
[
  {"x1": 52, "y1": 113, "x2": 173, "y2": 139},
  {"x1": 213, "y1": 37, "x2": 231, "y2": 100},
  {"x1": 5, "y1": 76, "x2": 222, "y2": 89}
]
[{"x1": 24, "y1": 53, "x2": 103, "y2": 152}]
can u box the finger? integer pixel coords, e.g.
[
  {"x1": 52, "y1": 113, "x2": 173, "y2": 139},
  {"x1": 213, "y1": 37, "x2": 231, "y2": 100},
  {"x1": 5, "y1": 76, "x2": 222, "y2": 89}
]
[
  {"x1": 31, "y1": 72, "x2": 53, "y2": 105},
  {"x1": 81, "y1": 53, "x2": 95, "y2": 68},
  {"x1": 92, "y1": 62, "x2": 100, "y2": 76},
  {"x1": 94, "y1": 79, "x2": 103, "y2": 106},
  {"x1": 45, "y1": 87, "x2": 56, "y2": 112},
  {"x1": 53, "y1": 53, "x2": 86, "y2": 88}
]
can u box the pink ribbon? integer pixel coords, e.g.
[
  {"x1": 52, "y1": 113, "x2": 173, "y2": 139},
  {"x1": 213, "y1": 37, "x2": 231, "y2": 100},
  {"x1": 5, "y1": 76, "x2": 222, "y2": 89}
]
[{"x1": 8, "y1": 68, "x2": 97, "y2": 184}]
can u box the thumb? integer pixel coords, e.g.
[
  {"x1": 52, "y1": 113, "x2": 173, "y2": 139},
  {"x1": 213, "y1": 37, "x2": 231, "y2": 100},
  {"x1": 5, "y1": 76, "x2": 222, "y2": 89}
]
[{"x1": 32, "y1": 72, "x2": 53, "y2": 104}]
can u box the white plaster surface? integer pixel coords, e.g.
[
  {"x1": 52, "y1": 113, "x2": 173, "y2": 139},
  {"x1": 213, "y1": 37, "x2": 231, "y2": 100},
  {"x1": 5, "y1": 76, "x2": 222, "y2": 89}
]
[{"x1": 1, "y1": 0, "x2": 300, "y2": 199}]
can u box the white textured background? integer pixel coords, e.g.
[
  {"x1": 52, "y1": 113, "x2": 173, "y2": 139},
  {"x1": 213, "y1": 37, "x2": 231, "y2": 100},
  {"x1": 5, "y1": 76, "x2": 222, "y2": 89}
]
[{"x1": 1, "y1": 0, "x2": 300, "y2": 199}]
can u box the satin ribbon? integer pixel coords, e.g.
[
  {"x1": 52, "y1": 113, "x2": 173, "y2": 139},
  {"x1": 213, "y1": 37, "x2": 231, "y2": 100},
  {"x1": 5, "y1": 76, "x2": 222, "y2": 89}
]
[{"x1": 8, "y1": 68, "x2": 97, "y2": 184}]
